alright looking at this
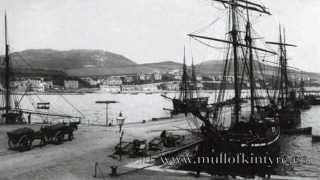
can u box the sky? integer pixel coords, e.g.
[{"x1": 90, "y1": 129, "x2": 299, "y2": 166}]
[{"x1": 0, "y1": 0, "x2": 320, "y2": 72}]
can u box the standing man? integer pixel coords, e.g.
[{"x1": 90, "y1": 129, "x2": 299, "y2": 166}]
[{"x1": 28, "y1": 113, "x2": 31, "y2": 124}]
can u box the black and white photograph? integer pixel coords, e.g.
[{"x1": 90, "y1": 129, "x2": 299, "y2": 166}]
[{"x1": 0, "y1": 0, "x2": 319, "y2": 179}]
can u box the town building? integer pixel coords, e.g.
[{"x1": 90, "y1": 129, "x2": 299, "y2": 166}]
[
  {"x1": 138, "y1": 73, "x2": 146, "y2": 81},
  {"x1": 104, "y1": 76, "x2": 123, "y2": 86},
  {"x1": 81, "y1": 77, "x2": 100, "y2": 86},
  {"x1": 100, "y1": 84, "x2": 121, "y2": 93},
  {"x1": 152, "y1": 71, "x2": 162, "y2": 81},
  {"x1": 64, "y1": 80, "x2": 79, "y2": 89},
  {"x1": 122, "y1": 75, "x2": 135, "y2": 84}
]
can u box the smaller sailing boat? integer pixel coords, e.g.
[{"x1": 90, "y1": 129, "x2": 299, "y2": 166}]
[
  {"x1": 163, "y1": 48, "x2": 208, "y2": 115},
  {"x1": 266, "y1": 28, "x2": 301, "y2": 129}
]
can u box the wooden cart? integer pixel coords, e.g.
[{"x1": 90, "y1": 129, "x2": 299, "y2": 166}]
[
  {"x1": 7, "y1": 121, "x2": 80, "y2": 151},
  {"x1": 41, "y1": 122, "x2": 79, "y2": 144},
  {"x1": 7, "y1": 127, "x2": 46, "y2": 151}
]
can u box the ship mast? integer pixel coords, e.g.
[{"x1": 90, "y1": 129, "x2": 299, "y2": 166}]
[
  {"x1": 4, "y1": 13, "x2": 11, "y2": 116},
  {"x1": 283, "y1": 28, "x2": 289, "y2": 104},
  {"x1": 188, "y1": 0, "x2": 274, "y2": 125},
  {"x1": 245, "y1": 5, "x2": 255, "y2": 119},
  {"x1": 266, "y1": 26, "x2": 296, "y2": 109},
  {"x1": 180, "y1": 47, "x2": 189, "y2": 101},
  {"x1": 191, "y1": 57, "x2": 197, "y2": 96},
  {"x1": 279, "y1": 27, "x2": 285, "y2": 108},
  {"x1": 231, "y1": 0, "x2": 240, "y2": 123}
]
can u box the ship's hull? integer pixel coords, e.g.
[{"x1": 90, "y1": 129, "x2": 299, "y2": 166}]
[
  {"x1": 295, "y1": 99, "x2": 311, "y2": 110},
  {"x1": 306, "y1": 95, "x2": 320, "y2": 105},
  {"x1": 198, "y1": 138, "x2": 279, "y2": 176},
  {"x1": 258, "y1": 105, "x2": 301, "y2": 129},
  {"x1": 172, "y1": 97, "x2": 208, "y2": 115},
  {"x1": 179, "y1": 118, "x2": 281, "y2": 177},
  {"x1": 279, "y1": 108, "x2": 301, "y2": 129},
  {"x1": 180, "y1": 131, "x2": 280, "y2": 177}
]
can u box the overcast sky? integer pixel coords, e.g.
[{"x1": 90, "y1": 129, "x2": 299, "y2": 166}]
[{"x1": 0, "y1": 0, "x2": 319, "y2": 72}]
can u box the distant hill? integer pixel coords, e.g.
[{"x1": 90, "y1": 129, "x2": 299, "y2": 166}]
[
  {"x1": 139, "y1": 61, "x2": 182, "y2": 72},
  {"x1": 197, "y1": 59, "x2": 320, "y2": 81},
  {"x1": 66, "y1": 65, "x2": 156, "y2": 77},
  {"x1": 64, "y1": 61, "x2": 183, "y2": 77},
  {"x1": 196, "y1": 59, "x2": 277, "y2": 75},
  {"x1": 9, "y1": 49, "x2": 136, "y2": 70}
]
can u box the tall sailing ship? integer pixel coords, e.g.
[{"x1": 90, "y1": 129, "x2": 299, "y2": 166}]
[
  {"x1": 163, "y1": 48, "x2": 208, "y2": 115},
  {"x1": 266, "y1": 28, "x2": 302, "y2": 129},
  {"x1": 181, "y1": 0, "x2": 281, "y2": 176}
]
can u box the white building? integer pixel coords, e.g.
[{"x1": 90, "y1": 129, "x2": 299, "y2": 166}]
[
  {"x1": 153, "y1": 72, "x2": 162, "y2": 81},
  {"x1": 104, "y1": 76, "x2": 123, "y2": 86},
  {"x1": 44, "y1": 81, "x2": 53, "y2": 89},
  {"x1": 64, "y1": 80, "x2": 79, "y2": 89},
  {"x1": 196, "y1": 76, "x2": 203, "y2": 81},
  {"x1": 100, "y1": 84, "x2": 121, "y2": 93},
  {"x1": 138, "y1": 73, "x2": 146, "y2": 81},
  {"x1": 141, "y1": 83, "x2": 158, "y2": 91}
]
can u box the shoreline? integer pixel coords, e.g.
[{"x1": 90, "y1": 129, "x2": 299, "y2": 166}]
[{"x1": 12, "y1": 87, "x2": 320, "y2": 95}]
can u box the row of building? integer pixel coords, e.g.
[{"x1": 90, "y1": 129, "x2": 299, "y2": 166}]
[
  {"x1": 8, "y1": 68, "x2": 313, "y2": 92},
  {"x1": 11, "y1": 78, "x2": 79, "y2": 92}
]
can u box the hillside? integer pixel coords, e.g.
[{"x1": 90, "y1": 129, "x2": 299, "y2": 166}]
[
  {"x1": 4, "y1": 49, "x2": 320, "y2": 81},
  {"x1": 66, "y1": 65, "x2": 155, "y2": 77},
  {"x1": 139, "y1": 61, "x2": 182, "y2": 72},
  {"x1": 65, "y1": 61, "x2": 182, "y2": 77},
  {"x1": 197, "y1": 59, "x2": 320, "y2": 81},
  {"x1": 9, "y1": 49, "x2": 136, "y2": 70},
  {"x1": 196, "y1": 59, "x2": 277, "y2": 75}
]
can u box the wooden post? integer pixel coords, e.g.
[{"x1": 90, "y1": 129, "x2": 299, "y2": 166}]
[
  {"x1": 119, "y1": 133, "x2": 122, "y2": 161},
  {"x1": 93, "y1": 162, "x2": 98, "y2": 177},
  {"x1": 95, "y1": 101, "x2": 118, "y2": 127},
  {"x1": 106, "y1": 104, "x2": 108, "y2": 126}
]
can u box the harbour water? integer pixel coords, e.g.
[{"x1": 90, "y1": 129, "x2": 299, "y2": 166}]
[
  {"x1": 7, "y1": 92, "x2": 320, "y2": 177},
  {"x1": 278, "y1": 106, "x2": 320, "y2": 177}
]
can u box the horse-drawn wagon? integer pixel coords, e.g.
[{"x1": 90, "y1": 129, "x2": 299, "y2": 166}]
[{"x1": 7, "y1": 121, "x2": 80, "y2": 151}]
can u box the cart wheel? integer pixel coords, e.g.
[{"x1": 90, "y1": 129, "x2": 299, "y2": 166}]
[
  {"x1": 8, "y1": 139, "x2": 16, "y2": 150},
  {"x1": 19, "y1": 136, "x2": 32, "y2": 151},
  {"x1": 53, "y1": 131, "x2": 63, "y2": 144}
]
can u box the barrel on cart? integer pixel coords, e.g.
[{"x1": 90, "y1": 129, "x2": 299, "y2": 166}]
[
  {"x1": 7, "y1": 127, "x2": 46, "y2": 151},
  {"x1": 42, "y1": 122, "x2": 79, "y2": 144}
]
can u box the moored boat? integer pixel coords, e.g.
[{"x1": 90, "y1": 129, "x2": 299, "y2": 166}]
[
  {"x1": 163, "y1": 48, "x2": 208, "y2": 115},
  {"x1": 175, "y1": 0, "x2": 281, "y2": 177}
]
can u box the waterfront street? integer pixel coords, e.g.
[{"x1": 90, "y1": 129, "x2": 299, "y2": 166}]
[{"x1": 0, "y1": 117, "x2": 199, "y2": 180}]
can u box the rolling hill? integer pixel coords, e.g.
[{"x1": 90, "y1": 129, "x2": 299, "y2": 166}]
[
  {"x1": 3, "y1": 49, "x2": 320, "y2": 81},
  {"x1": 9, "y1": 49, "x2": 136, "y2": 70}
]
